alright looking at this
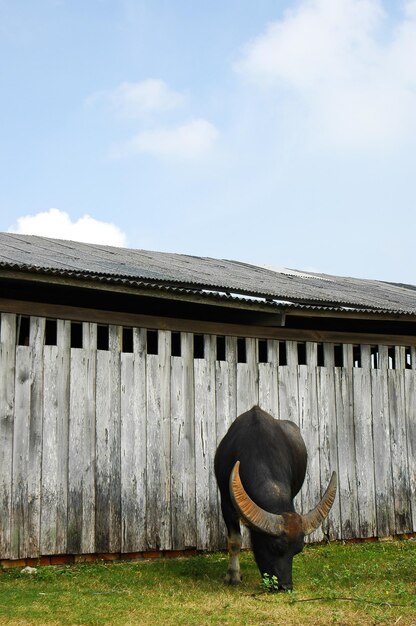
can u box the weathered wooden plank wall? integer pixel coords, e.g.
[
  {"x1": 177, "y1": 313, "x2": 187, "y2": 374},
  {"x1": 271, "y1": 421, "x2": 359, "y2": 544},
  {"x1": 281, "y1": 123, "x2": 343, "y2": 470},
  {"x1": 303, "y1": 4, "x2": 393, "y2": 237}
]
[{"x1": 0, "y1": 313, "x2": 415, "y2": 559}]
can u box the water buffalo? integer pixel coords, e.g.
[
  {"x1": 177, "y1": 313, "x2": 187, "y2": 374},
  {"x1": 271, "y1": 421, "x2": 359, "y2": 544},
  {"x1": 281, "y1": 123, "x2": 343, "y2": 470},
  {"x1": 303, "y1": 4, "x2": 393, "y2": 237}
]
[{"x1": 214, "y1": 405, "x2": 337, "y2": 591}]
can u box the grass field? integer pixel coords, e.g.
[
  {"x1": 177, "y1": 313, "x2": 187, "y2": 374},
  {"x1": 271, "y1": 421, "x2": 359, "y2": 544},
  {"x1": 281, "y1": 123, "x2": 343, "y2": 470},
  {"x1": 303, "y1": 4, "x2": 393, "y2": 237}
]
[{"x1": 0, "y1": 541, "x2": 415, "y2": 625}]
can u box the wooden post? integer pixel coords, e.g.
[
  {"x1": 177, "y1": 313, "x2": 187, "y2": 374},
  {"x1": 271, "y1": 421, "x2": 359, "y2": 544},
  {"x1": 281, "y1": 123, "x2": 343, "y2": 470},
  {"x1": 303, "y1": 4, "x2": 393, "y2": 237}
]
[
  {"x1": 388, "y1": 349, "x2": 412, "y2": 534},
  {"x1": 215, "y1": 336, "x2": 237, "y2": 547},
  {"x1": 195, "y1": 335, "x2": 218, "y2": 550},
  {"x1": 146, "y1": 330, "x2": 172, "y2": 551},
  {"x1": 170, "y1": 332, "x2": 196, "y2": 550},
  {"x1": 26, "y1": 317, "x2": 46, "y2": 557},
  {"x1": 278, "y1": 342, "x2": 299, "y2": 424},
  {"x1": 258, "y1": 340, "x2": 279, "y2": 417},
  {"x1": 372, "y1": 345, "x2": 395, "y2": 537},
  {"x1": 353, "y1": 345, "x2": 376, "y2": 538},
  {"x1": 300, "y1": 343, "x2": 322, "y2": 542},
  {"x1": 95, "y1": 325, "x2": 122, "y2": 553},
  {"x1": 404, "y1": 365, "x2": 416, "y2": 532},
  {"x1": 120, "y1": 328, "x2": 148, "y2": 552},
  {"x1": 335, "y1": 347, "x2": 359, "y2": 539},
  {"x1": 237, "y1": 338, "x2": 259, "y2": 414},
  {"x1": 317, "y1": 345, "x2": 341, "y2": 540},
  {"x1": 68, "y1": 322, "x2": 97, "y2": 554},
  {"x1": 0, "y1": 314, "x2": 16, "y2": 558},
  {"x1": 41, "y1": 319, "x2": 70, "y2": 555}
]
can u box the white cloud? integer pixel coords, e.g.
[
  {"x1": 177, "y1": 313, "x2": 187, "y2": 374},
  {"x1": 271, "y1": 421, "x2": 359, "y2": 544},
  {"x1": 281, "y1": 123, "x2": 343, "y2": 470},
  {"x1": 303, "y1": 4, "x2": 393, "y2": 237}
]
[
  {"x1": 114, "y1": 118, "x2": 219, "y2": 160},
  {"x1": 236, "y1": 0, "x2": 416, "y2": 148},
  {"x1": 87, "y1": 79, "x2": 185, "y2": 118},
  {"x1": 404, "y1": 0, "x2": 416, "y2": 17},
  {"x1": 8, "y1": 208, "x2": 127, "y2": 247},
  {"x1": 88, "y1": 79, "x2": 218, "y2": 161}
]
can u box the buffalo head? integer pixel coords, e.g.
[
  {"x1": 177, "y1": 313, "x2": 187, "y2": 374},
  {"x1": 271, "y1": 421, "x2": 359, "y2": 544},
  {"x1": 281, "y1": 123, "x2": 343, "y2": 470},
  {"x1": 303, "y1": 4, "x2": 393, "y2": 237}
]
[{"x1": 229, "y1": 460, "x2": 337, "y2": 590}]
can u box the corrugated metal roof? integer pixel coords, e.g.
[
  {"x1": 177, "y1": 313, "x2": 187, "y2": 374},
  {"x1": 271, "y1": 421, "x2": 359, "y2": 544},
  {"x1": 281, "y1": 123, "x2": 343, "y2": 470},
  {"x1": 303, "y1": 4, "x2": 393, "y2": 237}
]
[{"x1": 1, "y1": 232, "x2": 416, "y2": 315}]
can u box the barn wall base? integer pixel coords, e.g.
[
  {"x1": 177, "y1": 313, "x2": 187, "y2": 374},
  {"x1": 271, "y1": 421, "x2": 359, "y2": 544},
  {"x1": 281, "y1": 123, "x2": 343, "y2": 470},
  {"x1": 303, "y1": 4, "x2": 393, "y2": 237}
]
[{"x1": 1, "y1": 535, "x2": 415, "y2": 570}]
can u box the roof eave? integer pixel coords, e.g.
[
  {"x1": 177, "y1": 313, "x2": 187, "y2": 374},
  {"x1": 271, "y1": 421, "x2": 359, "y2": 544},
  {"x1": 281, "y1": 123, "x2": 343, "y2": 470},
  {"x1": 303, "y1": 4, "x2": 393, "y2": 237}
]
[{"x1": 1, "y1": 264, "x2": 416, "y2": 322}]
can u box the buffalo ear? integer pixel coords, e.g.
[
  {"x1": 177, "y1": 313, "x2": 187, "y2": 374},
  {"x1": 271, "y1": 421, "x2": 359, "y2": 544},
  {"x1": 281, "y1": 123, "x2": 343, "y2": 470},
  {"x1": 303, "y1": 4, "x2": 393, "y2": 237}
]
[
  {"x1": 229, "y1": 461, "x2": 285, "y2": 536},
  {"x1": 301, "y1": 471, "x2": 337, "y2": 536}
]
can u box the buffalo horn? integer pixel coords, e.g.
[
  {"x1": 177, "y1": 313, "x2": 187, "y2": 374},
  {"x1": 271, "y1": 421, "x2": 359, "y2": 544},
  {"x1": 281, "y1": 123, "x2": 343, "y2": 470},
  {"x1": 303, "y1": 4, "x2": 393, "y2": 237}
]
[
  {"x1": 229, "y1": 461, "x2": 286, "y2": 536},
  {"x1": 301, "y1": 471, "x2": 337, "y2": 536}
]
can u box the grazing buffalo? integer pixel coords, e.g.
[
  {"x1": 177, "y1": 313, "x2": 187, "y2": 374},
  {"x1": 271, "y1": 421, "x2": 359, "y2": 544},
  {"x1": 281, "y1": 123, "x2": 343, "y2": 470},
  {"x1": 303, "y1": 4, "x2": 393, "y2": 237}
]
[{"x1": 214, "y1": 405, "x2": 337, "y2": 591}]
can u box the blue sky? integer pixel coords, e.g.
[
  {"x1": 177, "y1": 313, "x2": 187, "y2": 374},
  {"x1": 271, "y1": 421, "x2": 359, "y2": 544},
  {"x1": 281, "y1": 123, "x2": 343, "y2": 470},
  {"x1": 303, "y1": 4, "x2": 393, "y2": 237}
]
[{"x1": 1, "y1": 0, "x2": 416, "y2": 284}]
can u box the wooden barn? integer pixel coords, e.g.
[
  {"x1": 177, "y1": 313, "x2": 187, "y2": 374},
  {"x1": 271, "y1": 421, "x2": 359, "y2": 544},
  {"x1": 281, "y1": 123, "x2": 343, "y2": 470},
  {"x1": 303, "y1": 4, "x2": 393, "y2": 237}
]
[{"x1": 0, "y1": 232, "x2": 415, "y2": 565}]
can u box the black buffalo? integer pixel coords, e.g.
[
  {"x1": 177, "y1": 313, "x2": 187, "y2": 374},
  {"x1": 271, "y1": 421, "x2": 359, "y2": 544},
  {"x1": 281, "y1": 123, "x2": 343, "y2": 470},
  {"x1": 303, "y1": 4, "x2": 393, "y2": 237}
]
[{"x1": 214, "y1": 405, "x2": 337, "y2": 591}]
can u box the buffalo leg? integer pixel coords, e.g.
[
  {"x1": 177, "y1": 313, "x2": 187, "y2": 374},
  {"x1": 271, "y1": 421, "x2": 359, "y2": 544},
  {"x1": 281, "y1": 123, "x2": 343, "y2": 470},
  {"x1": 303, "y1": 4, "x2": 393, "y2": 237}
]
[
  {"x1": 225, "y1": 528, "x2": 242, "y2": 584},
  {"x1": 217, "y1": 477, "x2": 243, "y2": 584}
]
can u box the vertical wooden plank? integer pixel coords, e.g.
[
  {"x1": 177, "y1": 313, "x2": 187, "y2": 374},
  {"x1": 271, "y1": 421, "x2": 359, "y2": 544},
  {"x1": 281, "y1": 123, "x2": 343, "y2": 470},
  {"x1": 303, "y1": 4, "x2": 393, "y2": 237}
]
[
  {"x1": 236, "y1": 337, "x2": 255, "y2": 551},
  {"x1": 388, "y1": 365, "x2": 412, "y2": 534},
  {"x1": 215, "y1": 336, "x2": 237, "y2": 446},
  {"x1": 215, "y1": 337, "x2": 238, "y2": 548},
  {"x1": 121, "y1": 328, "x2": 147, "y2": 552},
  {"x1": 353, "y1": 347, "x2": 376, "y2": 538},
  {"x1": 27, "y1": 317, "x2": 46, "y2": 557},
  {"x1": 404, "y1": 368, "x2": 416, "y2": 532},
  {"x1": 146, "y1": 330, "x2": 171, "y2": 551},
  {"x1": 237, "y1": 338, "x2": 258, "y2": 414},
  {"x1": 11, "y1": 345, "x2": 32, "y2": 558},
  {"x1": 95, "y1": 346, "x2": 109, "y2": 553},
  {"x1": 40, "y1": 319, "x2": 70, "y2": 555},
  {"x1": 108, "y1": 324, "x2": 122, "y2": 554},
  {"x1": 360, "y1": 345, "x2": 371, "y2": 370},
  {"x1": 299, "y1": 343, "x2": 322, "y2": 542},
  {"x1": 278, "y1": 342, "x2": 299, "y2": 423},
  {"x1": 225, "y1": 336, "x2": 237, "y2": 426},
  {"x1": 395, "y1": 346, "x2": 406, "y2": 371},
  {"x1": 194, "y1": 335, "x2": 218, "y2": 550},
  {"x1": 170, "y1": 333, "x2": 196, "y2": 550},
  {"x1": 0, "y1": 313, "x2": 16, "y2": 558},
  {"x1": 279, "y1": 342, "x2": 300, "y2": 516},
  {"x1": 286, "y1": 341, "x2": 298, "y2": 369},
  {"x1": 258, "y1": 340, "x2": 279, "y2": 418},
  {"x1": 378, "y1": 345, "x2": 389, "y2": 371},
  {"x1": 56, "y1": 320, "x2": 70, "y2": 554},
  {"x1": 343, "y1": 344, "x2": 354, "y2": 370},
  {"x1": 68, "y1": 346, "x2": 85, "y2": 554},
  {"x1": 258, "y1": 361, "x2": 279, "y2": 417},
  {"x1": 68, "y1": 324, "x2": 97, "y2": 554},
  {"x1": 317, "y1": 359, "x2": 341, "y2": 540},
  {"x1": 297, "y1": 363, "x2": 308, "y2": 527},
  {"x1": 323, "y1": 343, "x2": 335, "y2": 368},
  {"x1": 83, "y1": 322, "x2": 97, "y2": 352},
  {"x1": 96, "y1": 326, "x2": 122, "y2": 553},
  {"x1": 41, "y1": 343, "x2": 59, "y2": 554},
  {"x1": 334, "y1": 361, "x2": 359, "y2": 539},
  {"x1": 372, "y1": 346, "x2": 395, "y2": 537},
  {"x1": 267, "y1": 339, "x2": 280, "y2": 367},
  {"x1": 306, "y1": 342, "x2": 318, "y2": 367}
]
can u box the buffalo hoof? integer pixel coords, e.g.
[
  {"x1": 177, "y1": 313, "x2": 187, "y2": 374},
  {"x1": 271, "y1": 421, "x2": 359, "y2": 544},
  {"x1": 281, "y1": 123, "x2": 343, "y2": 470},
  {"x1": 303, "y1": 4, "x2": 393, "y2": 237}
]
[
  {"x1": 278, "y1": 585, "x2": 293, "y2": 593},
  {"x1": 224, "y1": 571, "x2": 242, "y2": 586}
]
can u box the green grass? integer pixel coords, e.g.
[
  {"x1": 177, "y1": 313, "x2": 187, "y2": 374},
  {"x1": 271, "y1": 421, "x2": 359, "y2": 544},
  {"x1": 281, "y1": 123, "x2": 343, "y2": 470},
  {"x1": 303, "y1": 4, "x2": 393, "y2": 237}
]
[{"x1": 0, "y1": 541, "x2": 415, "y2": 625}]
